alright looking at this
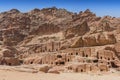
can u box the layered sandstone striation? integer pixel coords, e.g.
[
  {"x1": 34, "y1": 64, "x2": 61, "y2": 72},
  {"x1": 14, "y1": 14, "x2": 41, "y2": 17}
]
[{"x1": 0, "y1": 7, "x2": 120, "y2": 73}]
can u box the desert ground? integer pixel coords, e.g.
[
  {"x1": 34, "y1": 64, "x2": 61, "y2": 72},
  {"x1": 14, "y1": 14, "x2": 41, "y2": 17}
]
[
  {"x1": 0, "y1": 8, "x2": 120, "y2": 80},
  {"x1": 0, "y1": 70, "x2": 120, "y2": 80},
  {"x1": 0, "y1": 65, "x2": 120, "y2": 80}
]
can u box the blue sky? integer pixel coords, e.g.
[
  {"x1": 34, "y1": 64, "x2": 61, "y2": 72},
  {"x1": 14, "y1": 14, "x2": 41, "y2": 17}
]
[{"x1": 0, "y1": 0, "x2": 119, "y2": 17}]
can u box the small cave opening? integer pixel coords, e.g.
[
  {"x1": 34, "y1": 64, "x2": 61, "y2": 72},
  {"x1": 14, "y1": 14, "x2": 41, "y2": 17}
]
[
  {"x1": 55, "y1": 62, "x2": 58, "y2": 65},
  {"x1": 81, "y1": 69, "x2": 83, "y2": 72},
  {"x1": 68, "y1": 59, "x2": 70, "y2": 62},
  {"x1": 93, "y1": 60, "x2": 98, "y2": 63},
  {"x1": 20, "y1": 60, "x2": 23, "y2": 64},
  {"x1": 113, "y1": 58, "x2": 115, "y2": 60},
  {"x1": 57, "y1": 55, "x2": 62, "y2": 58},
  {"x1": 76, "y1": 52, "x2": 78, "y2": 55},
  {"x1": 8, "y1": 63, "x2": 12, "y2": 66},
  {"x1": 86, "y1": 55, "x2": 88, "y2": 57},
  {"x1": 56, "y1": 49, "x2": 58, "y2": 51},
  {"x1": 100, "y1": 69, "x2": 103, "y2": 72},
  {"x1": 30, "y1": 62, "x2": 33, "y2": 64},
  {"x1": 111, "y1": 62, "x2": 118, "y2": 68},
  {"x1": 60, "y1": 61, "x2": 65, "y2": 65},
  {"x1": 108, "y1": 58, "x2": 110, "y2": 60}
]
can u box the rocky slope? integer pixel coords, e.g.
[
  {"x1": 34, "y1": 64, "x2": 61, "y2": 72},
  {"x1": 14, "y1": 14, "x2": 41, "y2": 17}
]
[{"x1": 0, "y1": 7, "x2": 120, "y2": 73}]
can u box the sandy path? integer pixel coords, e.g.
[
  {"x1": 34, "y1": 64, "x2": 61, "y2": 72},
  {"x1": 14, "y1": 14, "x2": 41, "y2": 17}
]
[{"x1": 0, "y1": 70, "x2": 120, "y2": 80}]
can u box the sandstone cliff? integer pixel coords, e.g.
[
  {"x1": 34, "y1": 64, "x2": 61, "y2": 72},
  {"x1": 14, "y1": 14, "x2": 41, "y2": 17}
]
[{"x1": 0, "y1": 8, "x2": 120, "y2": 73}]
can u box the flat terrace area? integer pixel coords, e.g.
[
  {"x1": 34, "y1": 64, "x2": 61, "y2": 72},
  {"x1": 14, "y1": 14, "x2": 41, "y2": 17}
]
[{"x1": 0, "y1": 65, "x2": 119, "y2": 80}]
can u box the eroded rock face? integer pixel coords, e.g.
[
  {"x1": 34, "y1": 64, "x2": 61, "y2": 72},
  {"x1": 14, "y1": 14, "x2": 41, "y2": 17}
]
[
  {"x1": 2, "y1": 57, "x2": 20, "y2": 66},
  {"x1": 64, "y1": 21, "x2": 90, "y2": 39},
  {"x1": 2, "y1": 28, "x2": 26, "y2": 46},
  {"x1": 83, "y1": 35, "x2": 97, "y2": 47},
  {"x1": 71, "y1": 33, "x2": 116, "y2": 48},
  {"x1": 23, "y1": 57, "x2": 42, "y2": 64},
  {"x1": 39, "y1": 65, "x2": 51, "y2": 73},
  {"x1": 0, "y1": 46, "x2": 18, "y2": 57},
  {"x1": 1, "y1": 49, "x2": 15, "y2": 57},
  {"x1": 71, "y1": 37, "x2": 83, "y2": 48},
  {"x1": 30, "y1": 23, "x2": 60, "y2": 35},
  {"x1": 0, "y1": 8, "x2": 120, "y2": 73},
  {"x1": 0, "y1": 46, "x2": 20, "y2": 66},
  {"x1": 97, "y1": 33, "x2": 116, "y2": 45}
]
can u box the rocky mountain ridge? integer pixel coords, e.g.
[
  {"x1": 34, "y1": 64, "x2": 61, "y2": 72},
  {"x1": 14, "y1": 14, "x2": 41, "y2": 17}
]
[{"x1": 0, "y1": 7, "x2": 120, "y2": 73}]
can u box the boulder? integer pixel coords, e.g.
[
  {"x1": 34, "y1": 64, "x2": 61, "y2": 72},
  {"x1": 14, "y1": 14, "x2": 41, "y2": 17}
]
[
  {"x1": 39, "y1": 65, "x2": 51, "y2": 73},
  {"x1": 48, "y1": 68, "x2": 60, "y2": 74}
]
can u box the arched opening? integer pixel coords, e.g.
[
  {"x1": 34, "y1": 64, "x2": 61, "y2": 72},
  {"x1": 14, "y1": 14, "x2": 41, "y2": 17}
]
[
  {"x1": 60, "y1": 61, "x2": 65, "y2": 65},
  {"x1": 76, "y1": 52, "x2": 78, "y2": 55},
  {"x1": 56, "y1": 62, "x2": 58, "y2": 65},
  {"x1": 57, "y1": 55, "x2": 62, "y2": 58},
  {"x1": 100, "y1": 57, "x2": 102, "y2": 59},
  {"x1": 8, "y1": 63, "x2": 11, "y2": 66},
  {"x1": 56, "y1": 49, "x2": 58, "y2": 51},
  {"x1": 71, "y1": 53, "x2": 73, "y2": 55},
  {"x1": 30, "y1": 62, "x2": 33, "y2": 64},
  {"x1": 100, "y1": 69, "x2": 103, "y2": 72},
  {"x1": 81, "y1": 69, "x2": 83, "y2": 72},
  {"x1": 93, "y1": 59, "x2": 98, "y2": 63},
  {"x1": 68, "y1": 59, "x2": 70, "y2": 62},
  {"x1": 108, "y1": 58, "x2": 110, "y2": 60},
  {"x1": 111, "y1": 62, "x2": 118, "y2": 68},
  {"x1": 113, "y1": 58, "x2": 115, "y2": 60},
  {"x1": 86, "y1": 55, "x2": 88, "y2": 57},
  {"x1": 20, "y1": 60, "x2": 23, "y2": 64}
]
